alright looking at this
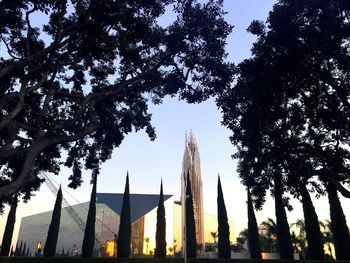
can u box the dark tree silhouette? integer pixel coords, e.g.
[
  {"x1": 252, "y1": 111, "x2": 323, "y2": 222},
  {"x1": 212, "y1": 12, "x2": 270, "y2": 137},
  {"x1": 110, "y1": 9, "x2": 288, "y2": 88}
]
[
  {"x1": 0, "y1": 0, "x2": 234, "y2": 202},
  {"x1": 247, "y1": 188, "x2": 261, "y2": 259},
  {"x1": 217, "y1": 176, "x2": 230, "y2": 258},
  {"x1": 81, "y1": 174, "x2": 97, "y2": 257},
  {"x1": 21, "y1": 242, "x2": 26, "y2": 257},
  {"x1": 299, "y1": 184, "x2": 324, "y2": 259},
  {"x1": 43, "y1": 185, "x2": 62, "y2": 256},
  {"x1": 155, "y1": 180, "x2": 166, "y2": 257},
  {"x1": 185, "y1": 174, "x2": 197, "y2": 258},
  {"x1": 274, "y1": 176, "x2": 293, "y2": 259},
  {"x1": 327, "y1": 183, "x2": 350, "y2": 260},
  {"x1": 218, "y1": 0, "x2": 350, "y2": 258},
  {"x1": 117, "y1": 173, "x2": 131, "y2": 257},
  {"x1": 0, "y1": 196, "x2": 18, "y2": 256}
]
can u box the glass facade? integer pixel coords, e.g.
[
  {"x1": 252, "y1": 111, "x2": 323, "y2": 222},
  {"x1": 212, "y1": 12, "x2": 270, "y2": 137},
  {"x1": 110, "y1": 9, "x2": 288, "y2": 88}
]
[
  {"x1": 17, "y1": 193, "x2": 234, "y2": 257},
  {"x1": 17, "y1": 202, "x2": 119, "y2": 256}
]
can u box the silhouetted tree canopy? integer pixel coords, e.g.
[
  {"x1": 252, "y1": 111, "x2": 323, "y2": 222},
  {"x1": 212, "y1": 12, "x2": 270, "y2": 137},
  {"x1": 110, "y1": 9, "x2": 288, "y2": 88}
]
[
  {"x1": 0, "y1": 0, "x2": 233, "y2": 202},
  {"x1": 218, "y1": 0, "x2": 350, "y2": 209}
]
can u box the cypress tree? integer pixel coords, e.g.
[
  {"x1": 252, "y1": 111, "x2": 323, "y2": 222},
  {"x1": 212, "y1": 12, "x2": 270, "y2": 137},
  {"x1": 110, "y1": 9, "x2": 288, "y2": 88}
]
[
  {"x1": 217, "y1": 176, "x2": 231, "y2": 258},
  {"x1": 10, "y1": 246, "x2": 14, "y2": 257},
  {"x1": 185, "y1": 174, "x2": 197, "y2": 258},
  {"x1": 155, "y1": 180, "x2": 166, "y2": 257},
  {"x1": 274, "y1": 175, "x2": 293, "y2": 259},
  {"x1": 0, "y1": 196, "x2": 18, "y2": 256},
  {"x1": 43, "y1": 186, "x2": 63, "y2": 256},
  {"x1": 82, "y1": 174, "x2": 97, "y2": 257},
  {"x1": 300, "y1": 184, "x2": 324, "y2": 259},
  {"x1": 327, "y1": 183, "x2": 350, "y2": 260},
  {"x1": 14, "y1": 242, "x2": 19, "y2": 256},
  {"x1": 17, "y1": 241, "x2": 23, "y2": 257},
  {"x1": 26, "y1": 247, "x2": 29, "y2": 257},
  {"x1": 117, "y1": 172, "x2": 131, "y2": 257},
  {"x1": 22, "y1": 242, "x2": 26, "y2": 257},
  {"x1": 247, "y1": 188, "x2": 261, "y2": 259}
]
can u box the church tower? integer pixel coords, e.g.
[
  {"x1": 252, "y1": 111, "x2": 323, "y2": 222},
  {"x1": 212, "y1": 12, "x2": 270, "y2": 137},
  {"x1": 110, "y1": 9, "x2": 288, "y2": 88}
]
[{"x1": 181, "y1": 131, "x2": 204, "y2": 256}]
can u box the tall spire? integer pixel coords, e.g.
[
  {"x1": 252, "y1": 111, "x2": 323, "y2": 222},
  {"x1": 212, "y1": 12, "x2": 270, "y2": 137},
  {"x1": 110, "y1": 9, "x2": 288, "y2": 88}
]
[{"x1": 181, "y1": 131, "x2": 204, "y2": 257}]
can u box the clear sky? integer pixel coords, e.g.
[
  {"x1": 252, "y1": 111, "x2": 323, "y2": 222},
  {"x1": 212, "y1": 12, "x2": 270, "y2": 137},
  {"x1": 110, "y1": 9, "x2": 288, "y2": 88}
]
[{"x1": 1, "y1": 0, "x2": 350, "y2": 247}]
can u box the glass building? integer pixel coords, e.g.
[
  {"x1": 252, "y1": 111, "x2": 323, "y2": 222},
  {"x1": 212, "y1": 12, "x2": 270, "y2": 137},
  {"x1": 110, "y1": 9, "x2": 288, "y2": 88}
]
[{"x1": 17, "y1": 193, "x2": 174, "y2": 256}]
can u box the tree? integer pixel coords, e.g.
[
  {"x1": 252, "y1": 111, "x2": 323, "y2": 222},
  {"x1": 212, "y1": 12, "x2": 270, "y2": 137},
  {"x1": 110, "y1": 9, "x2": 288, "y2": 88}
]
[
  {"x1": 155, "y1": 180, "x2": 166, "y2": 257},
  {"x1": 218, "y1": 0, "x2": 350, "y2": 258},
  {"x1": 210, "y1": 231, "x2": 218, "y2": 244},
  {"x1": 217, "y1": 176, "x2": 230, "y2": 258},
  {"x1": 319, "y1": 220, "x2": 334, "y2": 259},
  {"x1": 261, "y1": 218, "x2": 278, "y2": 253},
  {"x1": 43, "y1": 185, "x2": 62, "y2": 256},
  {"x1": 117, "y1": 173, "x2": 131, "y2": 257},
  {"x1": 299, "y1": 185, "x2": 324, "y2": 259},
  {"x1": 185, "y1": 174, "x2": 197, "y2": 258},
  {"x1": 327, "y1": 183, "x2": 350, "y2": 260},
  {"x1": 21, "y1": 242, "x2": 26, "y2": 257},
  {"x1": 0, "y1": 196, "x2": 18, "y2": 256},
  {"x1": 247, "y1": 188, "x2": 261, "y2": 259},
  {"x1": 274, "y1": 176, "x2": 294, "y2": 259},
  {"x1": 290, "y1": 219, "x2": 307, "y2": 257},
  {"x1": 81, "y1": 174, "x2": 97, "y2": 257},
  {"x1": 0, "y1": 0, "x2": 234, "y2": 202}
]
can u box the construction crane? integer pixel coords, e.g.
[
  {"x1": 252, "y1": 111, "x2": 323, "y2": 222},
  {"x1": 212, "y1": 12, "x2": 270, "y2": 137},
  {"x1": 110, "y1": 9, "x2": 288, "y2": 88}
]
[{"x1": 39, "y1": 173, "x2": 102, "y2": 245}]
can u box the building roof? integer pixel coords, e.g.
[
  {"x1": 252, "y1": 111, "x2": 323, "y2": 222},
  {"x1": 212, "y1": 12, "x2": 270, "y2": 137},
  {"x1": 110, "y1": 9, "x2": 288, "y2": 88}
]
[{"x1": 96, "y1": 193, "x2": 172, "y2": 223}]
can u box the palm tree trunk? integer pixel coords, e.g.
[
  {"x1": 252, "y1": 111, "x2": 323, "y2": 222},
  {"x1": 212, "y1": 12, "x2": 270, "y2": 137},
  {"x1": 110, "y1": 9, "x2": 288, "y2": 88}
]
[{"x1": 300, "y1": 184, "x2": 324, "y2": 259}]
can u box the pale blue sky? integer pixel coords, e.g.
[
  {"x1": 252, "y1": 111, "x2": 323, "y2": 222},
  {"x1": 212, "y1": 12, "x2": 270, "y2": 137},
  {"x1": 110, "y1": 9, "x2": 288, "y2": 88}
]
[{"x1": 1, "y1": 0, "x2": 349, "y2": 246}]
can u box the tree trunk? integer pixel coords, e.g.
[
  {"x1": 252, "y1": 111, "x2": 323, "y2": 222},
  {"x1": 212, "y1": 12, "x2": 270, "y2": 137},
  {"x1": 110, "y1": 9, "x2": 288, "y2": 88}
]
[
  {"x1": 327, "y1": 182, "x2": 350, "y2": 260},
  {"x1": 0, "y1": 197, "x2": 18, "y2": 256},
  {"x1": 274, "y1": 176, "x2": 293, "y2": 259},
  {"x1": 43, "y1": 186, "x2": 62, "y2": 256},
  {"x1": 81, "y1": 175, "x2": 97, "y2": 257},
  {"x1": 300, "y1": 184, "x2": 324, "y2": 259},
  {"x1": 247, "y1": 188, "x2": 262, "y2": 259}
]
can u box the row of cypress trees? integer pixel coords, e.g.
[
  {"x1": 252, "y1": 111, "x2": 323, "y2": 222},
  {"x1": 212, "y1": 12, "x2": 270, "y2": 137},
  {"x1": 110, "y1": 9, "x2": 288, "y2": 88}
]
[{"x1": 0, "y1": 172, "x2": 233, "y2": 258}]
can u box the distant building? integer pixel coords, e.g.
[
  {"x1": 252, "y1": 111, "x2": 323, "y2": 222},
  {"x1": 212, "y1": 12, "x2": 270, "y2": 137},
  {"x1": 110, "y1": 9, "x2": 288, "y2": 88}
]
[
  {"x1": 17, "y1": 193, "x2": 175, "y2": 256},
  {"x1": 181, "y1": 131, "x2": 205, "y2": 256},
  {"x1": 17, "y1": 131, "x2": 235, "y2": 257}
]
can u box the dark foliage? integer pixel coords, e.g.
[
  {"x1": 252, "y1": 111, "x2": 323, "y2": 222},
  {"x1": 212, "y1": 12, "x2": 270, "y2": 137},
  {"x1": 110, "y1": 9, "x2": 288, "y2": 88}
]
[
  {"x1": 327, "y1": 183, "x2": 350, "y2": 260},
  {"x1": 117, "y1": 173, "x2": 131, "y2": 258},
  {"x1": 217, "y1": 176, "x2": 230, "y2": 259},
  {"x1": 0, "y1": 196, "x2": 18, "y2": 256},
  {"x1": 185, "y1": 174, "x2": 197, "y2": 258},
  {"x1": 155, "y1": 180, "x2": 166, "y2": 257},
  {"x1": 43, "y1": 186, "x2": 62, "y2": 256},
  {"x1": 218, "y1": 0, "x2": 350, "y2": 205},
  {"x1": 0, "y1": 0, "x2": 234, "y2": 204},
  {"x1": 81, "y1": 175, "x2": 97, "y2": 257},
  {"x1": 247, "y1": 188, "x2": 261, "y2": 259},
  {"x1": 218, "y1": 0, "x2": 350, "y2": 258},
  {"x1": 300, "y1": 184, "x2": 324, "y2": 259}
]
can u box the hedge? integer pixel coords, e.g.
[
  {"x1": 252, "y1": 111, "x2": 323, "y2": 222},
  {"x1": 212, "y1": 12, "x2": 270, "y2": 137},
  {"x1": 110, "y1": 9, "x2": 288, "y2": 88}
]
[{"x1": 0, "y1": 257, "x2": 346, "y2": 263}]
